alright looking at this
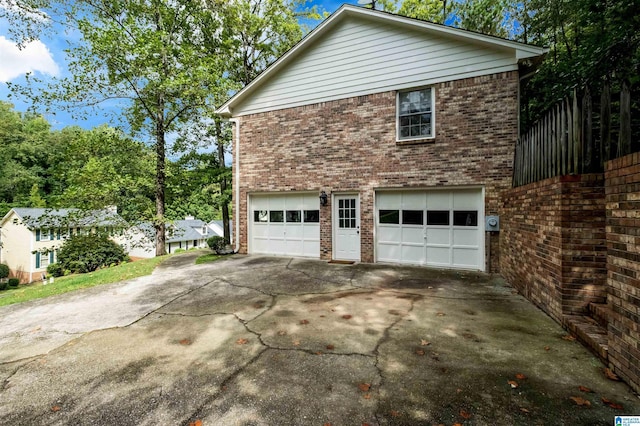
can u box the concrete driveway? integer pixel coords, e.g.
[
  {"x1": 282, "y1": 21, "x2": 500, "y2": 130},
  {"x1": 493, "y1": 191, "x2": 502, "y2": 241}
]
[{"x1": 0, "y1": 252, "x2": 638, "y2": 425}]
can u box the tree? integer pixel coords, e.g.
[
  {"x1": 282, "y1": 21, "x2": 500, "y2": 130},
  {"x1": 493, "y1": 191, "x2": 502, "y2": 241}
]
[
  {"x1": 397, "y1": 0, "x2": 451, "y2": 24},
  {"x1": 14, "y1": 0, "x2": 228, "y2": 256}
]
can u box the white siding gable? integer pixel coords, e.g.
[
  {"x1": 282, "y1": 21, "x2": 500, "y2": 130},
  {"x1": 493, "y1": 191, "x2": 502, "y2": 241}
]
[{"x1": 231, "y1": 15, "x2": 520, "y2": 117}]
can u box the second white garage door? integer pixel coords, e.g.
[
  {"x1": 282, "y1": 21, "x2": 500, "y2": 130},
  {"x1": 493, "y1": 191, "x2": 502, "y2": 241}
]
[
  {"x1": 376, "y1": 189, "x2": 484, "y2": 270},
  {"x1": 250, "y1": 193, "x2": 320, "y2": 258}
]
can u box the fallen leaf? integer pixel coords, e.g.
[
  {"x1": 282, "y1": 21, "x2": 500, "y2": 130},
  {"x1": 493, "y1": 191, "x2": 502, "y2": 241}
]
[
  {"x1": 326, "y1": 344, "x2": 335, "y2": 350},
  {"x1": 358, "y1": 383, "x2": 371, "y2": 392},
  {"x1": 293, "y1": 340, "x2": 301, "y2": 346},
  {"x1": 562, "y1": 334, "x2": 576, "y2": 341},
  {"x1": 315, "y1": 351, "x2": 323, "y2": 355},
  {"x1": 277, "y1": 330, "x2": 287, "y2": 336},
  {"x1": 420, "y1": 339, "x2": 431, "y2": 346},
  {"x1": 252, "y1": 301, "x2": 265, "y2": 309},
  {"x1": 604, "y1": 368, "x2": 620, "y2": 381},
  {"x1": 342, "y1": 314, "x2": 352, "y2": 320},
  {"x1": 456, "y1": 388, "x2": 463, "y2": 393},
  {"x1": 51, "y1": 406, "x2": 61, "y2": 412},
  {"x1": 389, "y1": 410, "x2": 401, "y2": 417},
  {"x1": 221, "y1": 385, "x2": 227, "y2": 391},
  {"x1": 236, "y1": 338, "x2": 248, "y2": 345},
  {"x1": 362, "y1": 424, "x2": 371, "y2": 426},
  {"x1": 570, "y1": 396, "x2": 591, "y2": 407},
  {"x1": 300, "y1": 319, "x2": 309, "y2": 325},
  {"x1": 508, "y1": 380, "x2": 519, "y2": 389},
  {"x1": 323, "y1": 423, "x2": 331, "y2": 426},
  {"x1": 544, "y1": 346, "x2": 550, "y2": 351},
  {"x1": 516, "y1": 373, "x2": 527, "y2": 380},
  {"x1": 179, "y1": 338, "x2": 192, "y2": 345},
  {"x1": 520, "y1": 407, "x2": 530, "y2": 413},
  {"x1": 602, "y1": 397, "x2": 624, "y2": 409},
  {"x1": 363, "y1": 393, "x2": 371, "y2": 399},
  {"x1": 436, "y1": 312, "x2": 446, "y2": 317},
  {"x1": 415, "y1": 349, "x2": 425, "y2": 356},
  {"x1": 460, "y1": 409, "x2": 472, "y2": 419},
  {"x1": 453, "y1": 423, "x2": 463, "y2": 426},
  {"x1": 578, "y1": 385, "x2": 592, "y2": 393},
  {"x1": 189, "y1": 421, "x2": 202, "y2": 426}
]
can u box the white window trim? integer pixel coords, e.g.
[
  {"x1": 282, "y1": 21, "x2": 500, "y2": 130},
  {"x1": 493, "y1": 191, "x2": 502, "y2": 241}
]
[
  {"x1": 396, "y1": 87, "x2": 436, "y2": 143},
  {"x1": 39, "y1": 252, "x2": 50, "y2": 269},
  {"x1": 40, "y1": 228, "x2": 51, "y2": 242}
]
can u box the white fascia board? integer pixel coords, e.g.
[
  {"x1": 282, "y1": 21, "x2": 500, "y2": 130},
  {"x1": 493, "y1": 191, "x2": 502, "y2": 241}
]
[
  {"x1": 216, "y1": 4, "x2": 547, "y2": 117},
  {"x1": 0, "y1": 209, "x2": 17, "y2": 227}
]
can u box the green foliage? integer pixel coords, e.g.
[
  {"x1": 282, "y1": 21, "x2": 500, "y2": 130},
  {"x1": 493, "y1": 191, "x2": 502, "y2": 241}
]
[
  {"x1": 0, "y1": 264, "x2": 9, "y2": 279},
  {"x1": 46, "y1": 263, "x2": 64, "y2": 278},
  {"x1": 0, "y1": 255, "x2": 170, "y2": 307},
  {"x1": 57, "y1": 234, "x2": 127, "y2": 274},
  {"x1": 174, "y1": 248, "x2": 186, "y2": 253},
  {"x1": 8, "y1": 278, "x2": 20, "y2": 287},
  {"x1": 195, "y1": 253, "x2": 222, "y2": 265},
  {"x1": 207, "y1": 236, "x2": 226, "y2": 252},
  {"x1": 397, "y1": 0, "x2": 452, "y2": 24},
  {"x1": 0, "y1": 281, "x2": 7, "y2": 291}
]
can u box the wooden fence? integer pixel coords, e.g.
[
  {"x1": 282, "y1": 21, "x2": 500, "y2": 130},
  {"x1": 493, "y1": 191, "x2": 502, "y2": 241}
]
[{"x1": 513, "y1": 81, "x2": 635, "y2": 187}]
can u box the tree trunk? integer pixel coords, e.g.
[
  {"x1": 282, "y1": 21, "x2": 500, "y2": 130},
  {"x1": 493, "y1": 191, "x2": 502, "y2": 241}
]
[
  {"x1": 155, "y1": 110, "x2": 167, "y2": 256},
  {"x1": 214, "y1": 117, "x2": 231, "y2": 244}
]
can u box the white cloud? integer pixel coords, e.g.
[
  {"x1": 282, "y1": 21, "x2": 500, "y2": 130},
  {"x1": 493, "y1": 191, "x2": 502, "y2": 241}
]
[{"x1": 0, "y1": 36, "x2": 60, "y2": 82}]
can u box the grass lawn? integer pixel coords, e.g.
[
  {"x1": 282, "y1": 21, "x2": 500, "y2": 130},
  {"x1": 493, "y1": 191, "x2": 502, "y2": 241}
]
[
  {"x1": 195, "y1": 253, "x2": 223, "y2": 264},
  {"x1": 0, "y1": 255, "x2": 171, "y2": 307}
]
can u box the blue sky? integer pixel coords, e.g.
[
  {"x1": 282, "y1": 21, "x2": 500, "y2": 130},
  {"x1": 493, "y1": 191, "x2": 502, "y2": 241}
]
[{"x1": 0, "y1": 0, "x2": 364, "y2": 131}]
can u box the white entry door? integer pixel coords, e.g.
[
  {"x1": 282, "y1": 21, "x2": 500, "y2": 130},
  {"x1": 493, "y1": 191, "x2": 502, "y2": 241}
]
[{"x1": 334, "y1": 195, "x2": 360, "y2": 261}]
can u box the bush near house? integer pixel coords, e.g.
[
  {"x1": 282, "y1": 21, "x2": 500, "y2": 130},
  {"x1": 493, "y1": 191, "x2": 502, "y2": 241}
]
[
  {"x1": 0, "y1": 281, "x2": 7, "y2": 291},
  {"x1": 57, "y1": 234, "x2": 128, "y2": 274},
  {"x1": 0, "y1": 263, "x2": 9, "y2": 280},
  {"x1": 47, "y1": 263, "x2": 64, "y2": 278},
  {"x1": 207, "y1": 236, "x2": 226, "y2": 253},
  {"x1": 8, "y1": 278, "x2": 19, "y2": 287}
]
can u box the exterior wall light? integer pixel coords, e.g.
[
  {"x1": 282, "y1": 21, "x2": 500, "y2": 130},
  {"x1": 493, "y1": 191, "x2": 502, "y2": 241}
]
[{"x1": 319, "y1": 190, "x2": 328, "y2": 206}]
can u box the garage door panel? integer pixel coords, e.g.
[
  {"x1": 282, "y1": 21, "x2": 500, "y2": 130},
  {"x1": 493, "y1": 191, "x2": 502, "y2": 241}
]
[
  {"x1": 253, "y1": 224, "x2": 269, "y2": 237},
  {"x1": 402, "y1": 245, "x2": 425, "y2": 264},
  {"x1": 378, "y1": 243, "x2": 400, "y2": 261},
  {"x1": 402, "y1": 192, "x2": 427, "y2": 209},
  {"x1": 376, "y1": 189, "x2": 484, "y2": 271},
  {"x1": 401, "y1": 227, "x2": 424, "y2": 244},
  {"x1": 453, "y1": 191, "x2": 480, "y2": 210},
  {"x1": 426, "y1": 192, "x2": 451, "y2": 209},
  {"x1": 453, "y1": 229, "x2": 479, "y2": 246},
  {"x1": 378, "y1": 226, "x2": 401, "y2": 243},
  {"x1": 250, "y1": 193, "x2": 320, "y2": 258},
  {"x1": 426, "y1": 228, "x2": 450, "y2": 245},
  {"x1": 453, "y1": 248, "x2": 479, "y2": 267},
  {"x1": 303, "y1": 224, "x2": 320, "y2": 239},
  {"x1": 426, "y1": 246, "x2": 450, "y2": 265}
]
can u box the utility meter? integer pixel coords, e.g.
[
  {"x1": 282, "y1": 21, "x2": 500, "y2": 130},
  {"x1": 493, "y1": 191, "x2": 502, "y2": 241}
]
[{"x1": 485, "y1": 215, "x2": 500, "y2": 232}]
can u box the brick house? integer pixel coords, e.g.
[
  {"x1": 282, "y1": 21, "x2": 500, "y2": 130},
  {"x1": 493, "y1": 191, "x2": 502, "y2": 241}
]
[{"x1": 216, "y1": 5, "x2": 546, "y2": 272}]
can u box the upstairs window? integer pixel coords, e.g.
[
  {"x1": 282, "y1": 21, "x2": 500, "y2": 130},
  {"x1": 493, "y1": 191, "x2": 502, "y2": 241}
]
[{"x1": 397, "y1": 88, "x2": 434, "y2": 141}]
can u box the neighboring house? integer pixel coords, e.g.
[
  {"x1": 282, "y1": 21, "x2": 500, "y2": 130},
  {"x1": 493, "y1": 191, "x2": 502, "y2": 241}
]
[
  {"x1": 209, "y1": 220, "x2": 233, "y2": 243},
  {"x1": 125, "y1": 217, "x2": 223, "y2": 258},
  {"x1": 216, "y1": 5, "x2": 546, "y2": 272},
  {"x1": 0, "y1": 207, "x2": 126, "y2": 283}
]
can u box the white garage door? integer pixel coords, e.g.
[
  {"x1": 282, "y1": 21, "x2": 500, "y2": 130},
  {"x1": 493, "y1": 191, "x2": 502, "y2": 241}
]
[
  {"x1": 250, "y1": 193, "x2": 320, "y2": 258},
  {"x1": 376, "y1": 189, "x2": 484, "y2": 270}
]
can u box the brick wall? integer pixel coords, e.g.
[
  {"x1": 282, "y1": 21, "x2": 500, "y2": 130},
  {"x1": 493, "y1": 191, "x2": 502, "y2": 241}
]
[
  {"x1": 233, "y1": 71, "x2": 519, "y2": 270},
  {"x1": 605, "y1": 152, "x2": 640, "y2": 392},
  {"x1": 501, "y1": 174, "x2": 607, "y2": 323}
]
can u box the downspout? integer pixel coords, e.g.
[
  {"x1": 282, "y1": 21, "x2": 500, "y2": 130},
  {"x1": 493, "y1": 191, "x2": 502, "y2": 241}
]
[
  {"x1": 29, "y1": 229, "x2": 34, "y2": 283},
  {"x1": 229, "y1": 117, "x2": 241, "y2": 253}
]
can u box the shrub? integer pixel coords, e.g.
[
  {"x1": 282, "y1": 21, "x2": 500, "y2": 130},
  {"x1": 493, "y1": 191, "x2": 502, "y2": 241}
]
[
  {"x1": 0, "y1": 263, "x2": 9, "y2": 280},
  {"x1": 0, "y1": 281, "x2": 7, "y2": 291},
  {"x1": 207, "y1": 236, "x2": 226, "y2": 253},
  {"x1": 57, "y1": 233, "x2": 127, "y2": 274},
  {"x1": 47, "y1": 263, "x2": 64, "y2": 277},
  {"x1": 174, "y1": 248, "x2": 185, "y2": 253},
  {"x1": 8, "y1": 278, "x2": 19, "y2": 287}
]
